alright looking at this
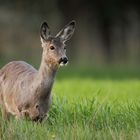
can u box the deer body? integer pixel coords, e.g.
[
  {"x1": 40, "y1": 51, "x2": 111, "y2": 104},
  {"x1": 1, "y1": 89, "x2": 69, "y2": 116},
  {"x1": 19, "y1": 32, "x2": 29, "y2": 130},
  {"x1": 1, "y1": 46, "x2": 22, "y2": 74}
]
[{"x1": 0, "y1": 21, "x2": 75, "y2": 121}]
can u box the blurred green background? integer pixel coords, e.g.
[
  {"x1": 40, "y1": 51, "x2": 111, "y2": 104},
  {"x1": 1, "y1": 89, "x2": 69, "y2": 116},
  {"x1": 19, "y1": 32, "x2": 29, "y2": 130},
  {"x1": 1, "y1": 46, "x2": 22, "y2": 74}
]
[{"x1": 0, "y1": 0, "x2": 140, "y2": 74}]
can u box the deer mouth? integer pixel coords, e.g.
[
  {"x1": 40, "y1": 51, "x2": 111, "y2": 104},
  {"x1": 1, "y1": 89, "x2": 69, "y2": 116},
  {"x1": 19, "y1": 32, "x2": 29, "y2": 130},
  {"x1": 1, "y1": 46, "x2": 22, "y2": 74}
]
[{"x1": 59, "y1": 61, "x2": 68, "y2": 66}]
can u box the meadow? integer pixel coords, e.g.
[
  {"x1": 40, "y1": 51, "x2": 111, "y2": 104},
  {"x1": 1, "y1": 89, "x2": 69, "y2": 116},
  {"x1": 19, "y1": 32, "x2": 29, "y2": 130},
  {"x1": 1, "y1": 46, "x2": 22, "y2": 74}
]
[{"x1": 0, "y1": 67, "x2": 140, "y2": 140}]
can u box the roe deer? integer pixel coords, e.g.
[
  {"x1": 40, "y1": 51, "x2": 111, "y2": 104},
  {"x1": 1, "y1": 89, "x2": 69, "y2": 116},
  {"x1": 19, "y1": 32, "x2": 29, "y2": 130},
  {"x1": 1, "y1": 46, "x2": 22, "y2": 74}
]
[{"x1": 0, "y1": 20, "x2": 75, "y2": 122}]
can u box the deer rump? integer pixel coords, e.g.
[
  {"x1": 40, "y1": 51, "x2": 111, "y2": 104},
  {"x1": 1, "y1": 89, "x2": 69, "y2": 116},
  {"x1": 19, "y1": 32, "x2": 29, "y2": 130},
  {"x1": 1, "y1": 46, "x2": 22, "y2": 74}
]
[{"x1": 0, "y1": 61, "x2": 51, "y2": 122}]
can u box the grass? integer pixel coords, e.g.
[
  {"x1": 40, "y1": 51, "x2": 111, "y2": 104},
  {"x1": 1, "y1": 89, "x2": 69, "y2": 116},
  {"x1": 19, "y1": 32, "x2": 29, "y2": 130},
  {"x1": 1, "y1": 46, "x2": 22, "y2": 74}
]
[{"x1": 1, "y1": 67, "x2": 140, "y2": 140}]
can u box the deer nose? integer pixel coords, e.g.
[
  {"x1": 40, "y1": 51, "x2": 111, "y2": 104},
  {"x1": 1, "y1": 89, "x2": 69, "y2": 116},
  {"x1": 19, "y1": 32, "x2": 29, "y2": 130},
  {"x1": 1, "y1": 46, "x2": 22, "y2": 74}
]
[{"x1": 59, "y1": 57, "x2": 68, "y2": 64}]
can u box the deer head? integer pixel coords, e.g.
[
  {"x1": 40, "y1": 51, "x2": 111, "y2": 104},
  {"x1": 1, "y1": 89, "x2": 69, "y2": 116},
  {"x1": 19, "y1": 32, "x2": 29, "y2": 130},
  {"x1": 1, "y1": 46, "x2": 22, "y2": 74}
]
[{"x1": 40, "y1": 20, "x2": 75, "y2": 68}]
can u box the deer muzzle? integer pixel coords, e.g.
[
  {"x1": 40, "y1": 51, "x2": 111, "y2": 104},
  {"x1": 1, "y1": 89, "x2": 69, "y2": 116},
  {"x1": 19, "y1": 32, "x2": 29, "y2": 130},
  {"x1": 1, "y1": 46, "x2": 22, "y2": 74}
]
[{"x1": 59, "y1": 57, "x2": 68, "y2": 66}]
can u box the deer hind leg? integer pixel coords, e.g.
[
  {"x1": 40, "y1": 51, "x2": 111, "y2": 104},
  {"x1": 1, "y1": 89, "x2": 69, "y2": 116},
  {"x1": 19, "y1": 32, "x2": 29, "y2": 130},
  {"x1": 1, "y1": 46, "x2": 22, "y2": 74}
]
[{"x1": 0, "y1": 94, "x2": 10, "y2": 120}]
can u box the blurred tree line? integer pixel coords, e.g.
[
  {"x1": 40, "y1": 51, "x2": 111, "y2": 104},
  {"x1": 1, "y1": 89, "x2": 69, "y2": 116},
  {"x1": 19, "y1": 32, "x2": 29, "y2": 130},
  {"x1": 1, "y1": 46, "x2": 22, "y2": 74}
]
[{"x1": 0, "y1": 0, "x2": 140, "y2": 67}]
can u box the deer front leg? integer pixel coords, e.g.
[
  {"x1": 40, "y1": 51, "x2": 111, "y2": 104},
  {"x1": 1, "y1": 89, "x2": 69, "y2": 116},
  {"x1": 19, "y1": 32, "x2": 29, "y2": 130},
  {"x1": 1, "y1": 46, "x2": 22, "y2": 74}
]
[{"x1": 1, "y1": 107, "x2": 10, "y2": 120}]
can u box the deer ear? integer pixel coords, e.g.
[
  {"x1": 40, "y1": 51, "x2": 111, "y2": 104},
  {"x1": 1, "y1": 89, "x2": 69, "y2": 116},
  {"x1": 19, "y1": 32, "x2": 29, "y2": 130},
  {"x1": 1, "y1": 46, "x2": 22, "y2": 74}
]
[
  {"x1": 40, "y1": 21, "x2": 50, "y2": 41},
  {"x1": 56, "y1": 20, "x2": 75, "y2": 42}
]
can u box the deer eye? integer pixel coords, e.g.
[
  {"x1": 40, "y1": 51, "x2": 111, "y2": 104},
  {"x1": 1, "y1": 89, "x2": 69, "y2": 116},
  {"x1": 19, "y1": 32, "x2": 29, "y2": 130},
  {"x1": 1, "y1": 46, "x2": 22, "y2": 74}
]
[
  {"x1": 64, "y1": 47, "x2": 66, "y2": 50},
  {"x1": 50, "y1": 46, "x2": 55, "y2": 50}
]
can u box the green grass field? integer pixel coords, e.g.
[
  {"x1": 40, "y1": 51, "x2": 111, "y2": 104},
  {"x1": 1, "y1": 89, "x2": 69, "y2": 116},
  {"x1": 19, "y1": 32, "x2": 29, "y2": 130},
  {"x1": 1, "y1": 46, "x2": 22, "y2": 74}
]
[{"x1": 0, "y1": 67, "x2": 140, "y2": 140}]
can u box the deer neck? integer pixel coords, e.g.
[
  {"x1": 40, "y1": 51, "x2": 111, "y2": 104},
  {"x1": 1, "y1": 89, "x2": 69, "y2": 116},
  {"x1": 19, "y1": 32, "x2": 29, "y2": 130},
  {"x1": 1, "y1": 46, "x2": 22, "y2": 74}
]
[
  {"x1": 38, "y1": 57, "x2": 57, "y2": 82},
  {"x1": 32, "y1": 52, "x2": 58, "y2": 99}
]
